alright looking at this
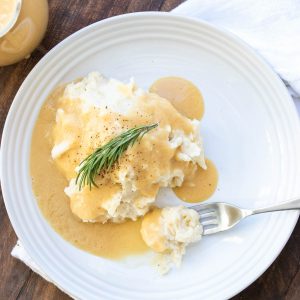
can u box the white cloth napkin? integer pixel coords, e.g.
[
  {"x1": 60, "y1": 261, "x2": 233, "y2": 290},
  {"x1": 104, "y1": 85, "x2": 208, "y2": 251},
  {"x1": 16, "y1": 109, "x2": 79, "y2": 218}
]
[
  {"x1": 11, "y1": 0, "x2": 300, "y2": 296},
  {"x1": 172, "y1": 0, "x2": 300, "y2": 113},
  {"x1": 12, "y1": 241, "x2": 52, "y2": 280}
]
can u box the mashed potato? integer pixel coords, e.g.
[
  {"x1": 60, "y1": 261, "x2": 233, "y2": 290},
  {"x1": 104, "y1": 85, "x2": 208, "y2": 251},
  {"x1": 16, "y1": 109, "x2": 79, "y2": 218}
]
[
  {"x1": 141, "y1": 206, "x2": 202, "y2": 274},
  {"x1": 51, "y1": 72, "x2": 206, "y2": 223}
]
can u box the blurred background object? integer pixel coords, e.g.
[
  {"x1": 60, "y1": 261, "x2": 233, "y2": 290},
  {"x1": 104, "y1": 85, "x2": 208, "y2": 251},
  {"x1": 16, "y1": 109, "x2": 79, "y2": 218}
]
[{"x1": 0, "y1": 0, "x2": 48, "y2": 66}]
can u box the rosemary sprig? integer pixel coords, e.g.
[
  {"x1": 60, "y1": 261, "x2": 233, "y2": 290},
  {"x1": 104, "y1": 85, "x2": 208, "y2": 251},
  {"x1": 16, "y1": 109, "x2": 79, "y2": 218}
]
[{"x1": 75, "y1": 123, "x2": 158, "y2": 190}]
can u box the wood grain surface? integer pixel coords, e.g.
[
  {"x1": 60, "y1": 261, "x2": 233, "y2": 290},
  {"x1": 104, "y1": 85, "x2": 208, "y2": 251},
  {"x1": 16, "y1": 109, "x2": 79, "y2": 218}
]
[{"x1": 0, "y1": 1, "x2": 299, "y2": 299}]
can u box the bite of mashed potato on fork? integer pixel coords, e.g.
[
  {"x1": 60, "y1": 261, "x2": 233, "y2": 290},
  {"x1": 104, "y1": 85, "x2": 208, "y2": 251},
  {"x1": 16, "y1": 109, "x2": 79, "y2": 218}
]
[{"x1": 141, "y1": 206, "x2": 202, "y2": 274}]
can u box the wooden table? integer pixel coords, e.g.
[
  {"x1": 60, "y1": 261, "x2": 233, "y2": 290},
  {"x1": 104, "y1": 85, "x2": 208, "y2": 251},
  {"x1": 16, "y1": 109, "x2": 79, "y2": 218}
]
[{"x1": 0, "y1": 1, "x2": 299, "y2": 299}]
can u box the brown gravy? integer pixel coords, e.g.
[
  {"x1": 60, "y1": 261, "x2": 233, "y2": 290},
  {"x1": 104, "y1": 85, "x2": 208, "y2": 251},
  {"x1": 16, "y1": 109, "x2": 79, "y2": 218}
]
[
  {"x1": 31, "y1": 88, "x2": 148, "y2": 259},
  {"x1": 31, "y1": 76, "x2": 217, "y2": 260},
  {"x1": 150, "y1": 76, "x2": 205, "y2": 120},
  {"x1": 173, "y1": 159, "x2": 218, "y2": 203},
  {"x1": 150, "y1": 77, "x2": 218, "y2": 203}
]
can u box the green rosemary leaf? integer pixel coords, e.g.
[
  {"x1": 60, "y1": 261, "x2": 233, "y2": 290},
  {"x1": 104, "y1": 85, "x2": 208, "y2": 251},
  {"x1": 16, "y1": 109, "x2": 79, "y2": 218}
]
[{"x1": 75, "y1": 123, "x2": 158, "y2": 190}]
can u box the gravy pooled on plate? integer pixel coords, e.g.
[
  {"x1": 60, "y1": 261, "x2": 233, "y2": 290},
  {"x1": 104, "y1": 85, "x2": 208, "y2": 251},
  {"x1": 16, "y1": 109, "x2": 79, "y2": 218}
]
[
  {"x1": 150, "y1": 77, "x2": 218, "y2": 202},
  {"x1": 31, "y1": 87, "x2": 148, "y2": 259},
  {"x1": 31, "y1": 74, "x2": 218, "y2": 262}
]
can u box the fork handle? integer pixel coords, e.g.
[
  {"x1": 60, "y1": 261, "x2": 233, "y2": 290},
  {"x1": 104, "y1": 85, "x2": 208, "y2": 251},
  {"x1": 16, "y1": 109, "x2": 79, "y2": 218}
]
[{"x1": 251, "y1": 198, "x2": 300, "y2": 215}]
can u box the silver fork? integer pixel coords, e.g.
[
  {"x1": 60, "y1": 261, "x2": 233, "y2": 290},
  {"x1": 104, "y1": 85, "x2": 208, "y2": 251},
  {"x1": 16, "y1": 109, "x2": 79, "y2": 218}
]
[{"x1": 192, "y1": 198, "x2": 300, "y2": 235}]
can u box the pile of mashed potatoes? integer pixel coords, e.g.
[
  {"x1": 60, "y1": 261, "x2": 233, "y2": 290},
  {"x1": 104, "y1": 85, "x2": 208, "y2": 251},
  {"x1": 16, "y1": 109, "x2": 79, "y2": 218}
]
[
  {"x1": 52, "y1": 72, "x2": 206, "y2": 223},
  {"x1": 141, "y1": 206, "x2": 202, "y2": 274},
  {"x1": 51, "y1": 72, "x2": 205, "y2": 272}
]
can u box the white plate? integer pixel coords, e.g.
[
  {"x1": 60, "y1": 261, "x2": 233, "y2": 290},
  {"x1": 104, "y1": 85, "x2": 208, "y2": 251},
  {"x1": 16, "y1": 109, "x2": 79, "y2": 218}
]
[{"x1": 1, "y1": 12, "x2": 300, "y2": 300}]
